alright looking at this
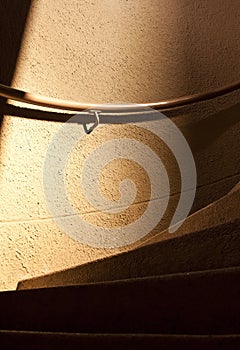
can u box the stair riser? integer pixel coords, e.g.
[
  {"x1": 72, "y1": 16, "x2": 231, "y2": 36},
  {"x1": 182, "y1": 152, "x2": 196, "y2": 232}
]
[{"x1": 2, "y1": 269, "x2": 240, "y2": 334}]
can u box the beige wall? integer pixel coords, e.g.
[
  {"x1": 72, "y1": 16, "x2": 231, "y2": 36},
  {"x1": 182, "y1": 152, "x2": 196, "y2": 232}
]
[{"x1": 0, "y1": 0, "x2": 240, "y2": 290}]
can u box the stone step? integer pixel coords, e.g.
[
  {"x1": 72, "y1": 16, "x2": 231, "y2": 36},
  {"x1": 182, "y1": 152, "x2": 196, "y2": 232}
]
[
  {"x1": 1, "y1": 331, "x2": 240, "y2": 350},
  {"x1": 2, "y1": 266, "x2": 240, "y2": 334},
  {"x1": 18, "y1": 218, "x2": 240, "y2": 290},
  {"x1": 144, "y1": 181, "x2": 240, "y2": 246}
]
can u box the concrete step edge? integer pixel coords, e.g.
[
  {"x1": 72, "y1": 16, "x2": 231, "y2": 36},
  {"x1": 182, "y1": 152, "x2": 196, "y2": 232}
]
[{"x1": 18, "y1": 218, "x2": 240, "y2": 290}]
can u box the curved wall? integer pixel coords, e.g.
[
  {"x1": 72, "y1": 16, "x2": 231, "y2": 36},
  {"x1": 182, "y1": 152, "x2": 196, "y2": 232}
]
[{"x1": 0, "y1": 0, "x2": 240, "y2": 290}]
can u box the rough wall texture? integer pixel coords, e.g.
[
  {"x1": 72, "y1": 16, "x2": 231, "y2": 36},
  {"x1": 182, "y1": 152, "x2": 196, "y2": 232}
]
[{"x1": 0, "y1": 0, "x2": 240, "y2": 290}]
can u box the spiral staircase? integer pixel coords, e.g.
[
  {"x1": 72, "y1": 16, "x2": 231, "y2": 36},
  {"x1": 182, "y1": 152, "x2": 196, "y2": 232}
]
[
  {"x1": 0, "y1": 183, "x2": 240, "y2": 350},
  {"x1": 1, "y1": 2, "x2": 240, "y2": 349}
]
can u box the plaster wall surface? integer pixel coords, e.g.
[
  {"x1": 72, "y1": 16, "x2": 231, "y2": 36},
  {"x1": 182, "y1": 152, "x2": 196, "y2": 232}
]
[{"x1": 0, "y1": 0, "x2": 240, "y2": 290}]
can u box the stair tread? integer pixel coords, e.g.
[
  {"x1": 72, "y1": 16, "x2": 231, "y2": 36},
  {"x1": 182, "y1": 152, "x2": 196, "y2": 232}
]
[
  {"x1": 18, "y1": 218, "x2": 240, "y2": 290},
  {"x1": 143, "y1": 181, "x2": 240, "y2": 245},
  {"x1": 1, "y1": 331, "x2": 240, "y2": 350},
  {"x1": 16, "y1": 265, "x2": 240, "y2": 289}
]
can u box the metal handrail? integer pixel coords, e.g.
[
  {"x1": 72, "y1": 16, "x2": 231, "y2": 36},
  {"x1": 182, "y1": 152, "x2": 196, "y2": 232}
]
[{"x1": 0, "y1": 80, "x2": 240, "y2": 113}]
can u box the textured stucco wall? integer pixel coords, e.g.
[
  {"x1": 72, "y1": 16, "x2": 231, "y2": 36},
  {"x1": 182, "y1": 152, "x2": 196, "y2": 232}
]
[{"x1": 0, "y1": 0, "x2": 240, "y2": 290}]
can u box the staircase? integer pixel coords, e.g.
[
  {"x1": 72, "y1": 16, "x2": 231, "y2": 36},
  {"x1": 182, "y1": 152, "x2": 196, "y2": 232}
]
[
  {"x1": 1, "y1": 189, "x2": 240, "y2": 349},
  {"x1": 1, "y1": 1, "x2": 240, "y2": 347}
]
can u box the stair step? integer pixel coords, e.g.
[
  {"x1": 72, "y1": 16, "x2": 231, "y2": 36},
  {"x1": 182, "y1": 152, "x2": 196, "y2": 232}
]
[
  {"x1": 1, "y1": 331, "x2": 240, "y2": 350},
  {"x1": 144, "y1": 181, "x2": 240, "y2": 245},
  {"x1": 2, "y1": 266, "x2": 240, "y2": 334},
  {"x1": 18, "y1": 219, "x2": 240, "y2": 290}
]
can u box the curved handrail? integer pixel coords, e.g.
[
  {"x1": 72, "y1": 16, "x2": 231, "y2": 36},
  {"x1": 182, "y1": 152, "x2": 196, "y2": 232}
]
[{"x1": 0, "y1": 80, "x2": 240, "y2": 113}]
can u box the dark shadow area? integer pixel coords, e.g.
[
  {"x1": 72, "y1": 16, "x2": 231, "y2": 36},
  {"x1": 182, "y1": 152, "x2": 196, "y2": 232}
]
[
  {"x1": 0, "y1": 0, "x2": 32, "y2": 133},
  {"x1": 181, "y1": 103, "x2": 240, "y2": 153},
  {"x1": 186, "y1": 102, "x2": 240, "y2": 213}
]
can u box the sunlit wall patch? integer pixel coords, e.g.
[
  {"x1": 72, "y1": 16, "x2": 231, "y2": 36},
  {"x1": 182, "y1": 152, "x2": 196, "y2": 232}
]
[{"x1": 43, "y1": 106, "x2": 196, "y2": 248}]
